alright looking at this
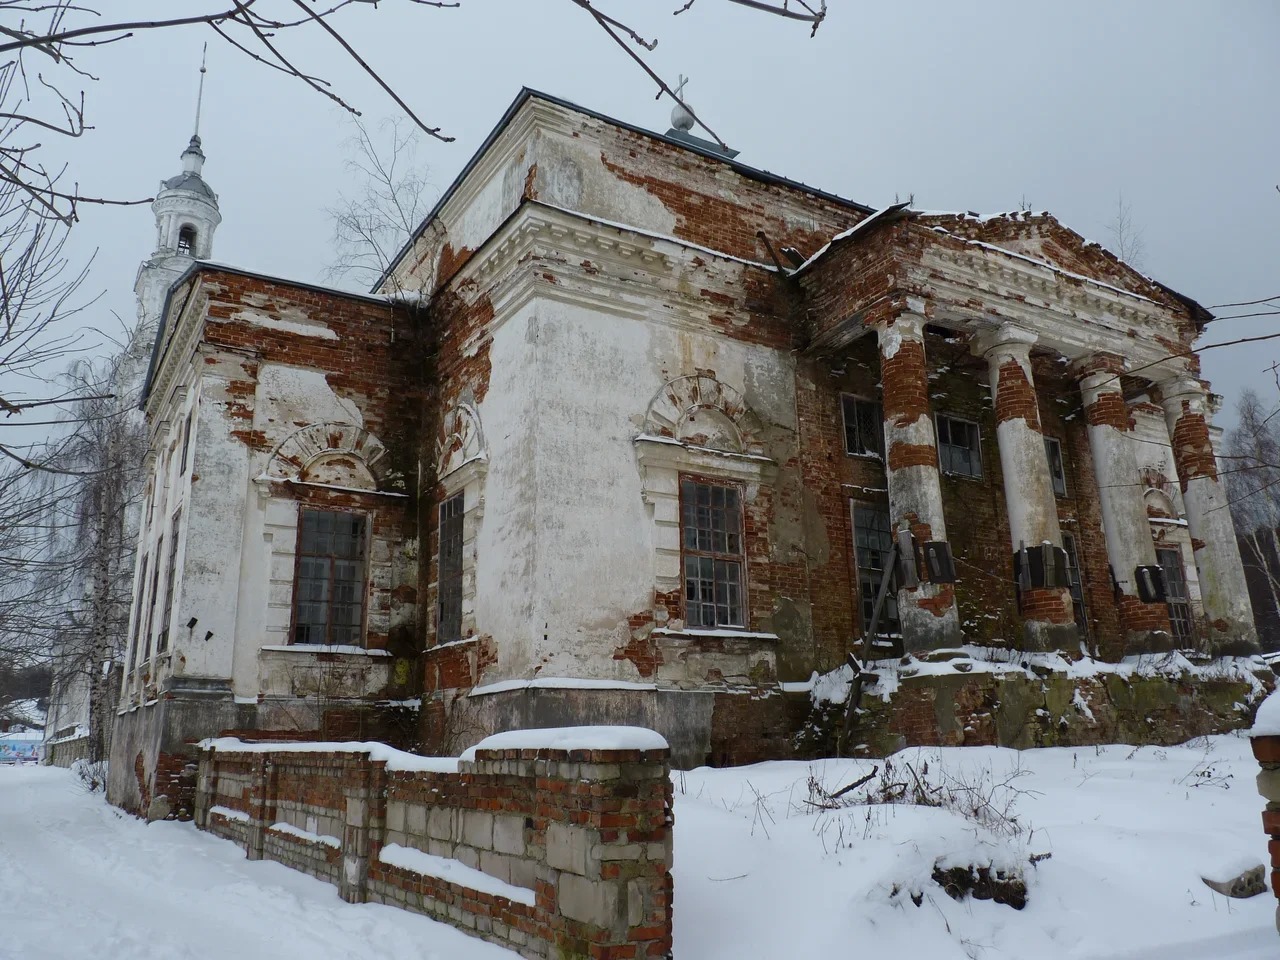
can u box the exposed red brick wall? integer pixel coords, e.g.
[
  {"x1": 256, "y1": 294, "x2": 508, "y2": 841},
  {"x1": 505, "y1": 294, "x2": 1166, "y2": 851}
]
[{"x1": 1168, "y1": 406, "x2": 1219, "y2": 491}]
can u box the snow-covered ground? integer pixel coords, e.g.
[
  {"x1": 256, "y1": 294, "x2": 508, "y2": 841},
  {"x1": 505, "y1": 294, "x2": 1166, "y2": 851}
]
[{"x1": 2, "y1": 735, "x2": 1277, "y2": 959}]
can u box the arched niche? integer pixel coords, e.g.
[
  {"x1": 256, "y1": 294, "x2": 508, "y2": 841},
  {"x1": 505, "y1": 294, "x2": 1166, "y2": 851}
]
[
  {"x1": 266, "y1": 422, "x2": 395, "y2": 490},
  {"x1": 436, "y1": 401, "x2": 487, "y2": 481},
  {"x1": 641, "y1": 375, "x2": 764, "y2": 456}
]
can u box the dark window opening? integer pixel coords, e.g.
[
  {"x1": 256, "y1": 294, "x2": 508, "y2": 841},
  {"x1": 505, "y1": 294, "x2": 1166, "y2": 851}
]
[
  {"x1": 143, "y1": 538, "x2": 162, "y2": 662},
  {"x1": 853, "y1": 503, "x2": 900, "y2": 638},
  {"x1": 293, "y1": 509, "x2": 367, "y2": 646},
  {"x1": 681, "y1": 478, "x2": 745, "y2": 628},
  {"x1": 179, "y1": 411, "x2": 194, "y2": 475},
  {"x1": 937, "y1": 415, "x2": 983, "y2": 479},
  {"x1": 157, "y1": 512, "x2": 182, "y2": 654},
  {"x1": 437, "y1": 493, "x2": 464, "y2": 643},
  {"x1": 1061, "y1": 532, "x2": 1088, "y2": 638},
  {"x1": 1044, "y1": 437, "x2": 1067, "y2": 497},
  {"x1": 841, "y1": 395, "x2": 884, "y2": 459},
  {"x1": 177, "y1": 225, "x2": 197, "y2": 256},
  {"x1": 1157, "y1": 545, "x2": 1194, "y2": 646}
]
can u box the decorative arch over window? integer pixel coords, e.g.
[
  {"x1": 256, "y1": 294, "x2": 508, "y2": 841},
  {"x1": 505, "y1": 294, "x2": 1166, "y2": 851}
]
[
  {"x1": 431, "y1": 399, "x2": 487, "y2": 646},
  {"x1": 264, "y1": 422, "x2": 396, "y2": 491},
  {"x1": 641, "y1": 374, "x2": 764, "y2": 456},
  {"x1": 634, "y1": 374, "x2": 776, "y2": 614}
]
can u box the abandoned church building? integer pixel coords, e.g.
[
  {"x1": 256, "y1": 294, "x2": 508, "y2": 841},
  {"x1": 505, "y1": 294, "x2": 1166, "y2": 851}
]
[{"x1": 107, "y1": 88, "x2": 1265, "y2": 813}]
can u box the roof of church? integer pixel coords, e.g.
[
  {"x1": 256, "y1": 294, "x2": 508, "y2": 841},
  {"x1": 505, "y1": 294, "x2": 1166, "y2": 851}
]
[{"x1": 375, "y1": 87, "x2": 876, "y2": 292}]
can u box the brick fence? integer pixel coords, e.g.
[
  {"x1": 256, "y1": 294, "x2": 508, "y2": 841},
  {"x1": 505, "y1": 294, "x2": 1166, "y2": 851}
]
[
  {"x1": 194, "y1": 731, "x2": 673, "y2": 959},
  {"x1": 1251, "y1": 733, "x2": 1280, "y2": 936}
]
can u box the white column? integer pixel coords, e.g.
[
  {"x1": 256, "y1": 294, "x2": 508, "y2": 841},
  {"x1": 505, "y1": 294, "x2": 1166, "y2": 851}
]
[
  {"x1": 1158, "y1": 375, "x2": 1257, "y2": 653},
  {"x1": 874, "y1": 312, "x2": 960, "y2": 651}
]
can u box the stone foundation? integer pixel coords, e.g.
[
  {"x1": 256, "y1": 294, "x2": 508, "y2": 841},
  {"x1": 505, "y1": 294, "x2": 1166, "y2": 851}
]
[{"x1": 799, "y1": 653, "x2": 1271, "y2": 757}]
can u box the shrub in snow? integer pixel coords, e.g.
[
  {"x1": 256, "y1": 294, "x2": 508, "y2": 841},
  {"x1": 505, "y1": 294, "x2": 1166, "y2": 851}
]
[{"x1": 71, "y1": 759, "x2": 107, "y2": 794}]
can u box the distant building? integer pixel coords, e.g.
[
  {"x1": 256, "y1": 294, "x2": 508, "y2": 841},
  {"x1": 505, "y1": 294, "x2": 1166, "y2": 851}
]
[{"x1": 109, "y1": 89, "x2": 1259, "y2": 813}]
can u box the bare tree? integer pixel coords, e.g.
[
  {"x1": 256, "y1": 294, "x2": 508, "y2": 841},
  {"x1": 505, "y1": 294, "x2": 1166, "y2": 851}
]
[
  {"x1": 1223, "y1": 389, "x2": 1280, "y2": 651},
  {"x1": 1, "y1": 0, "x2": 826, "y2": 224},
  {"x1": 1106, "y1": 191, "x2": 1146, "y2": 271},
  {"x1": 326, "y1": 117, "x2": 432, "y2": 292}
]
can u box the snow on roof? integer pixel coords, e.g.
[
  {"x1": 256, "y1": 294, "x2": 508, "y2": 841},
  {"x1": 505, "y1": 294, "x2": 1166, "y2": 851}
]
[{"x1": 790, "y1": 201, "x2": 910, "y2": 276}]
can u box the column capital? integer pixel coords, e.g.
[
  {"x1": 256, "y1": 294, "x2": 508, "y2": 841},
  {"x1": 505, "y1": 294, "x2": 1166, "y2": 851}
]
[
  {"x1": 971, "y1": 322, "x2": 1037, "y2": 360},
  {"x1": 1068, "y1": 352, "x2": 1127, "y2": 382},
  {"x1": 1155, "y1": 374, "x2": 1207, "y2": 408},
  {"x1": 869, "y1": 310, "x2": 926, "y2": 341}
]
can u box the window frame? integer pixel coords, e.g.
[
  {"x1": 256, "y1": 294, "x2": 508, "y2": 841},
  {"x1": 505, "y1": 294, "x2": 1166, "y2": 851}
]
[
  {"x1": 437, "y1": 491, "x2": 465, "y2": 644},
  {"x1": 1044, "y1": 436, "x2": 1068, "y2": 497},
  {"x1": 850, "y1": 500, "x2": 900, "y2": 639},
  {"x1": 1156, "y1": 545, "x2": 1194, "y2": 646},
  {"x1": 935, "y1": 414, "x2": 984, "y2": 480},
  {"x1": 156, "y1": 510, "x2": 182, "y2": 654},
  {"x1": 678, "y1": 474, "x2": 748, "y2": 630},
  {"x1": 177, "y1": 224, "x2": 197, "y2": 256},
  {"x1": 290, "y1": 507, "x2": 370, "y2": 647},
  {"x1": 840, "y1": 394, "x2": 884, "y2": 460}
]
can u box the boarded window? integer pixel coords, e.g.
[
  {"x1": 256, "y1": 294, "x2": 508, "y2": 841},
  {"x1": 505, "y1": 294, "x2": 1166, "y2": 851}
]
[
  {"x1": 437, "y1": 493, "x2": 464, "y2": 643},
  {"x1": 937, "y1": 415, "x2": 983, "y2": 478},
  {"x1": 852, "y1": 503, "x2": 899, "y2": 637},
  {"x1": 841, "y1": 395, "x2": 884, "y2": 458},
  {"x1": 293, "y1": 509, "x2": 367, "y2": 646},
  {"x1": 681, "y1": 478, "x2": 745, "y2": 628},
  {"x1": 1061, "y1": 532, "x2": 1089, "y2": 638}
]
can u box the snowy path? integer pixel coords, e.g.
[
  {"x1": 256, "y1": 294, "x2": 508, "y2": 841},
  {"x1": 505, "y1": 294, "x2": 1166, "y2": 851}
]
[
  {"x1": 3, "y1": 736, "x2": 1279, "y2": 960},
  {"x1": 0, "y1": 765, "x2": 512, "y2": 960}
]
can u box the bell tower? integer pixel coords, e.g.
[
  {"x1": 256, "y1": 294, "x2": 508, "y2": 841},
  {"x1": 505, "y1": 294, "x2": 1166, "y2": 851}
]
[{"x1": 134, "y1": 46, "x2": 221, "y2": 336}]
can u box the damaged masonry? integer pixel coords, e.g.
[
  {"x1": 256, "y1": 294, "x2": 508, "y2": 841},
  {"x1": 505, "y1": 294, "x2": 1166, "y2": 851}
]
[{"x1": 105, "y1": 88, "x2": 1266, "y2": 818}]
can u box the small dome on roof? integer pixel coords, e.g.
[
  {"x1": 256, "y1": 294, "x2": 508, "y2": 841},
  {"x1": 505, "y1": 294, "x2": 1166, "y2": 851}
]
[{"x1": 161, "y1": 171, "x2": 215, "y2": 199}]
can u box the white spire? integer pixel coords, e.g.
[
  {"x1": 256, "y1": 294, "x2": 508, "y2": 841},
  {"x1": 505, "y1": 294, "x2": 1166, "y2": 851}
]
[{"x1": 182, "y1": 45, "x2": 208, "y2": 175}]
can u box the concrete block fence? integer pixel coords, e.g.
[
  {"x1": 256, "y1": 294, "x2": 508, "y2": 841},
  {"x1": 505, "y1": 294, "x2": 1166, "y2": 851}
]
[
  {"x1": 1252, "y1": 733, "x2": 1280, "y2": 935},
  {"x1": 194, "y1": 732, "x2": 673, "y2": 959}
]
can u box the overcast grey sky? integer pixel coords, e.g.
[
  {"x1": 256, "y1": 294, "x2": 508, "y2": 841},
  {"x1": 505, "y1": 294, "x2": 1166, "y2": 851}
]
[{"x1": 46, "y1": 0, "x2": 1280, "y2": 427}]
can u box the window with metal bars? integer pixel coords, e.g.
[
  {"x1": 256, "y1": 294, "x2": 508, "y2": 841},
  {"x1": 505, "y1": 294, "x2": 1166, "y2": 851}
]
[
  {"x1": 841, "y1": 395, "x2": 884, "y2": 459},
  {"x1": 936, "y1": 415, "x2": 983, "y2": 479},
  {"x1": 1061, "y1": 532, "x2": 1089, "y2": 638},
  {"x1": 1156, "y1": 546, "x2": 1194, "y2": 646},
  {"x1": 437, "y1": 493, "x2": 464, "y2": 643},
  {"x1": 852, "y1": 503, "x2": 899, "y2": 637},
  {"x1": 680, "y1": 478, "x2": 745, "y2": 629},
  {"x1": 293, "y1": 509, "x2": 367, "y2": 645}
]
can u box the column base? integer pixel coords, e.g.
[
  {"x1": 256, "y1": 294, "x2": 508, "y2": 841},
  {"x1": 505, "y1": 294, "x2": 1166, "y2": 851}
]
[
  {"x1": 1019, "y1": 587, "x2": 1076, "y2": 652},
  {"x1": 899, "y1": 584, "x2": 963, "y2": 653},
  {"x1": 1206, "y1": 621, "x2": 1261, "y2": 658}
]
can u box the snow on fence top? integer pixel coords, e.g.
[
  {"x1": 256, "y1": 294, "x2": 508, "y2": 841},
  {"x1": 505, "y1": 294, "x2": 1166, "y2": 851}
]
[
  {"x1": 199, "y1": 738, "x2": 460, "y2": 774},
  {"x1": 201, "y1": 725, "x2": 669, "y2": 769},
  {"x1": 459, "y1": 726, "x2": 669, "y2": 760}
]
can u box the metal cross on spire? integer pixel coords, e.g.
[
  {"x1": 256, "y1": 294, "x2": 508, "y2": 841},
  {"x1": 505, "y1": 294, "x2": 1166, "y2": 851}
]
[{"x1": 193, "y1": 43, "x2": 208, "y2": 140}]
